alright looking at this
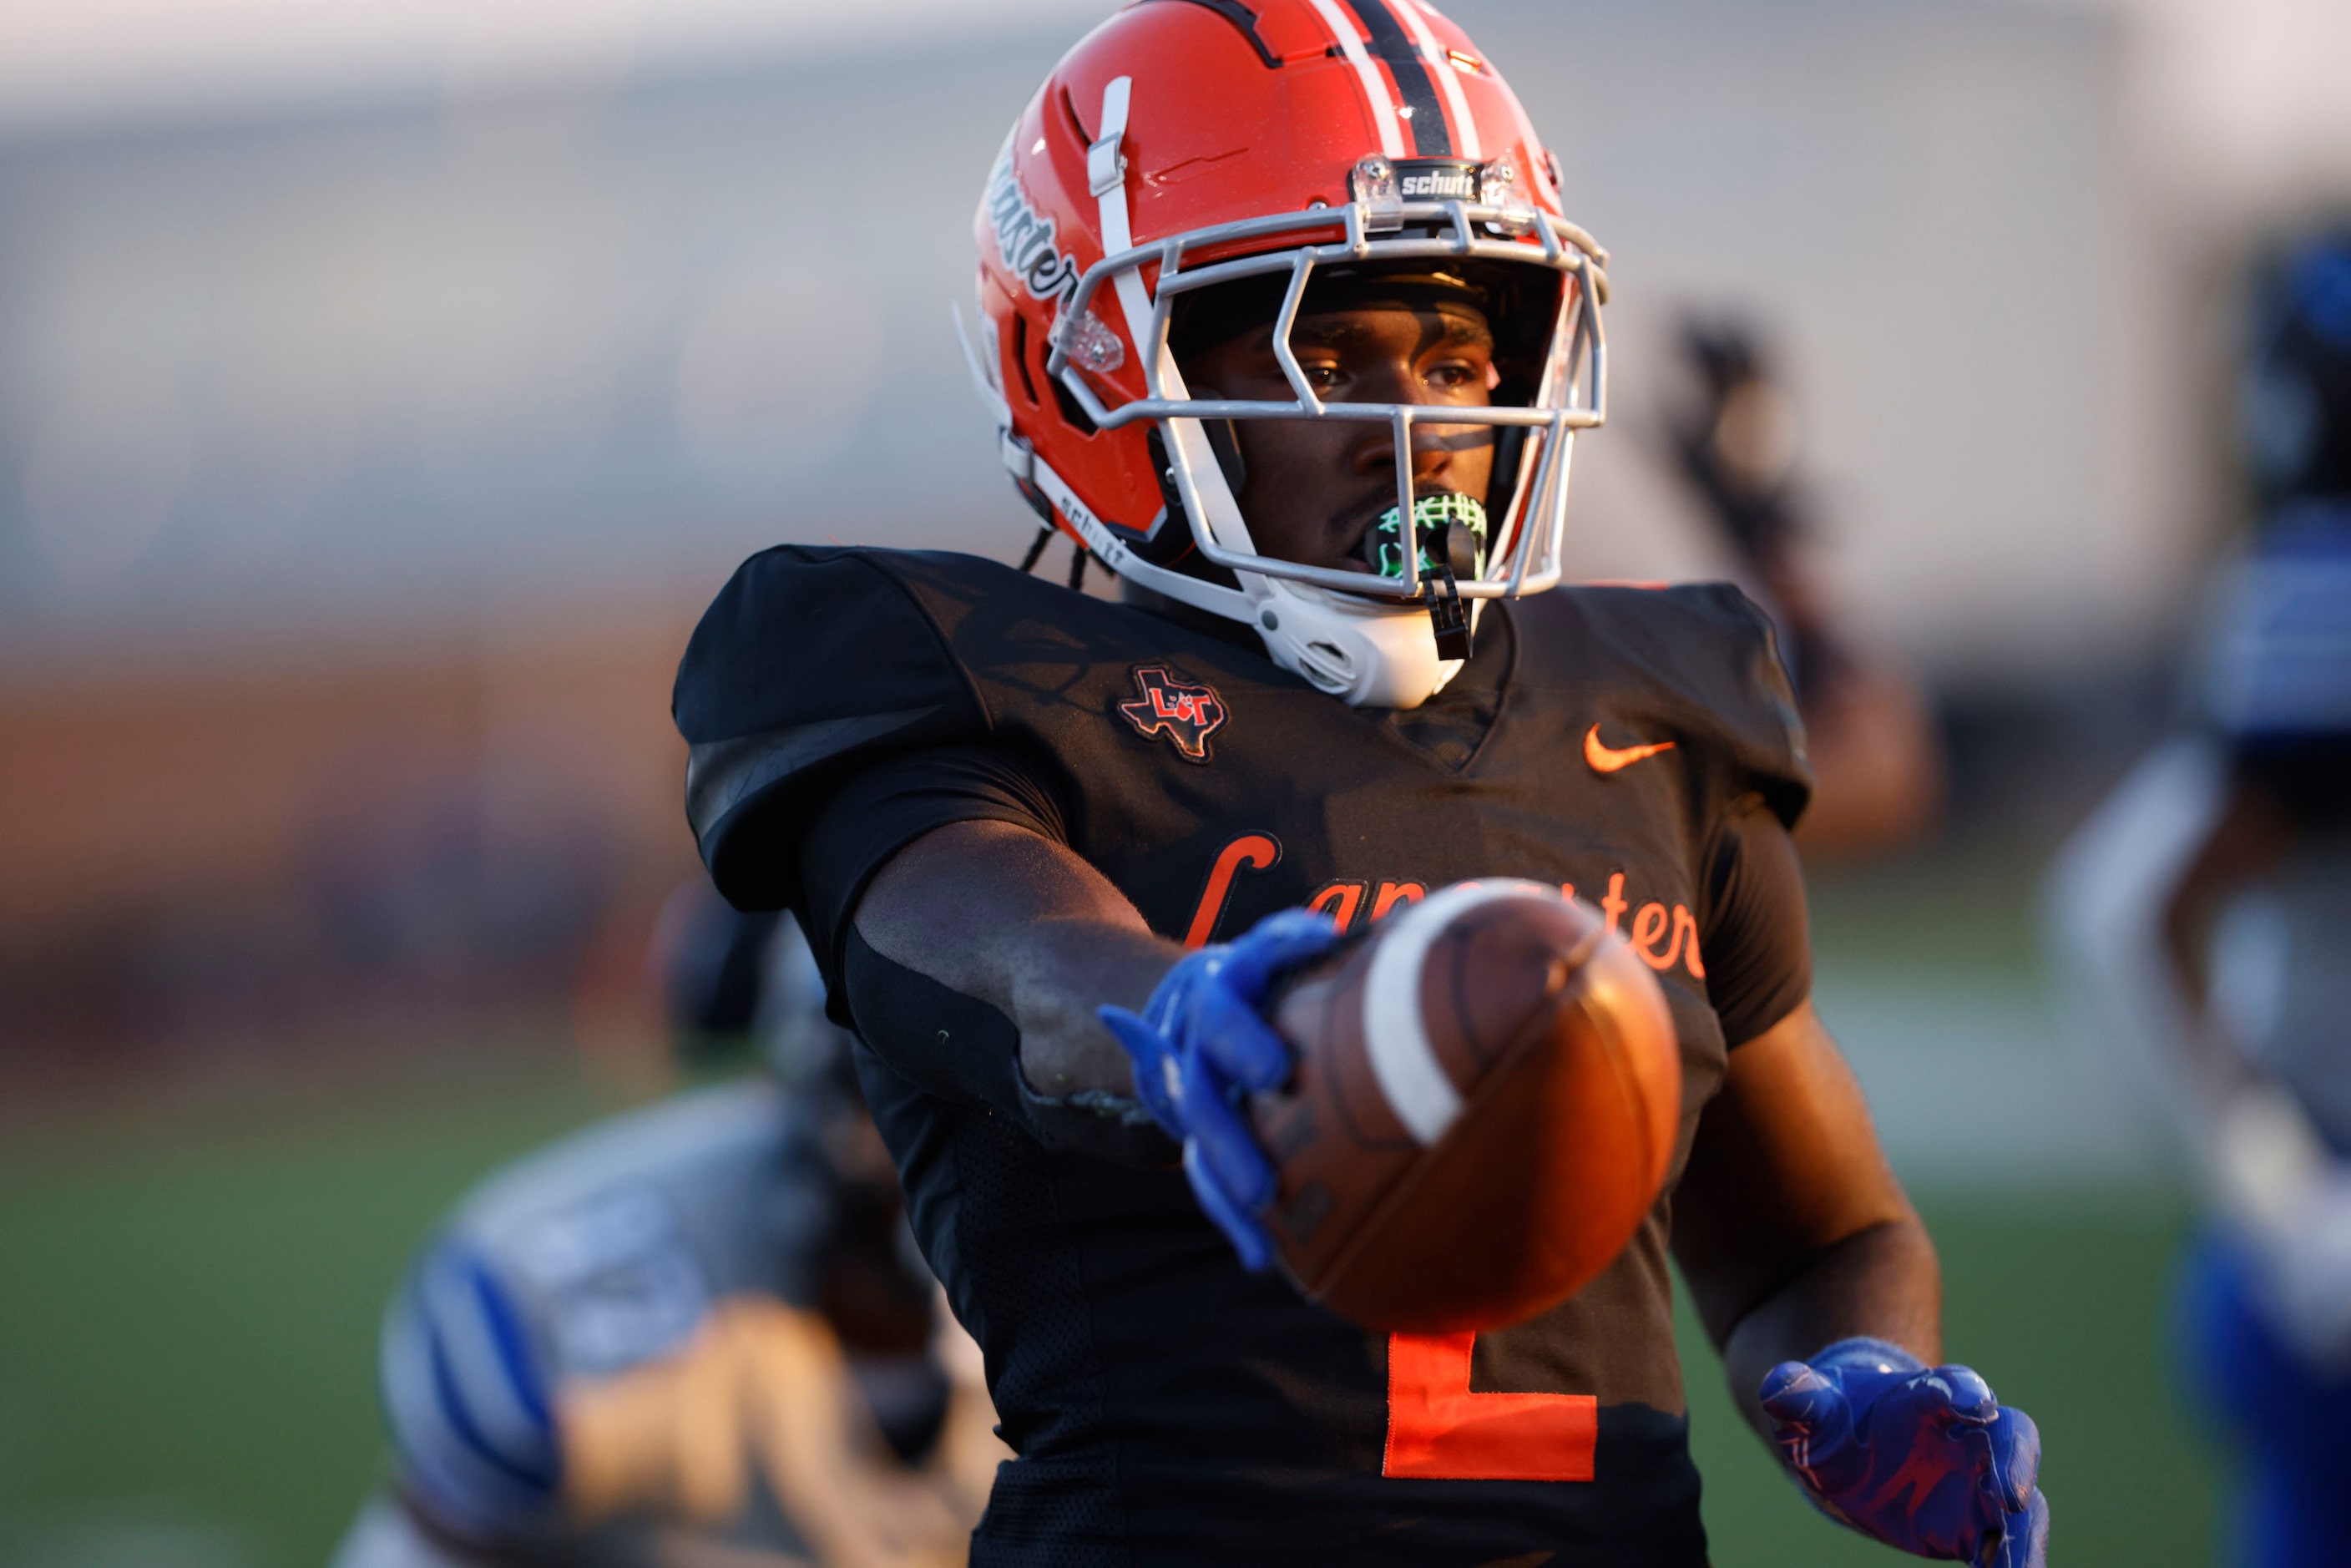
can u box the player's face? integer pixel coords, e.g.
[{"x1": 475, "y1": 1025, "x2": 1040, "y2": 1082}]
[{"x1": 1183, "y1": 303, "x2": 1499, "y2": 574}]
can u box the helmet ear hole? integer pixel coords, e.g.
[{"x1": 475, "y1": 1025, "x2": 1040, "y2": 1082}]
[
  {"x1": 1050, "y1": 373, "x2": 1100, "y2": 437},
  {"x1": 1007, "y1": 314, "x2": 1040, "y2": 407}
]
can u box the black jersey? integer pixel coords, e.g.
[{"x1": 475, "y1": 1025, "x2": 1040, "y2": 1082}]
[{"x1": 675, "y1": 546, "x2": 1814, "y2": 1566}]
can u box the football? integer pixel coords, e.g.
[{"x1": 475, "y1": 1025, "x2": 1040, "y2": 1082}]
[{"x1": 1255, "y1": 880, "x2": 1682, "y2": 1333}]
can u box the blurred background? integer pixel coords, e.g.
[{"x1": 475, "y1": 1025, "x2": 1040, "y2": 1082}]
[{"x1": 4, "y1": 0, "x2": 2348, "y2": 1560}]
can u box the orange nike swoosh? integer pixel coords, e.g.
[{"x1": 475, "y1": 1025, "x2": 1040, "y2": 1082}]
[{"x1": 1585, "y1": 724, "x2": 1676, "y2": 773}]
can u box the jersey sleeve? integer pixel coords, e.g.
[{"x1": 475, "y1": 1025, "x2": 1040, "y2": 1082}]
[
  {"x1": 796, "y1": 741, "x2": 1070, "y2": 988},
  {"x1": 1696, "y1": 792, "x2": 1813, "y2": 1047},
  {"x1": 1676, "y1": 583, "x2": 1814, "y2": 832},
  {"x1": 801, "y1": 742, "x2": 1172, "y2": 1164},
  {"x1": 1559, "y1": 581, "x2": 1815, "y2": 832},
  {"x1": 672, "y1": 545, "x2": 990, "y2": 911}
]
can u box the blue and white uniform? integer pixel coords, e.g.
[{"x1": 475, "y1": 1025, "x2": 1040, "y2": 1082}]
[
  {"x1": 332, "y1": 913, "x2": 995, "y2": 1568},
  {"x1": 2050, "y1": 500, "x2": 2351, "y2": 1566}
]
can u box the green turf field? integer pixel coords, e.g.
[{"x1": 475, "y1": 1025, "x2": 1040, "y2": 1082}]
[
  {"x1": 0, "y1": 1080, "x2": 610, "y2": 1566},
  {"x1": 0, "y1": 1078, "x2": 2217, "y2": 1566}
]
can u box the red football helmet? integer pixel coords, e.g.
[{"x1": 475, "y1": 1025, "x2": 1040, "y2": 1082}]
[{"x1": 963, "y1": 0, "x2": 1607, "y2": 709}]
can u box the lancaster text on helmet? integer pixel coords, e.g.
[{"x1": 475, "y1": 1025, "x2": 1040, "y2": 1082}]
[{"x1": 987, "y1": 146, "x2": 1083, "y2": 312}]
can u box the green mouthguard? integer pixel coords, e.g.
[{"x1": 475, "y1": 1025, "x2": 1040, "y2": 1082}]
[{"x1": 1370, "y1": 493, "x2": 1489, "y2": 582}]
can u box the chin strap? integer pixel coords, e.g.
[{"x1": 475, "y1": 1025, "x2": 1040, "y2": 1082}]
[
  {"x1": 1409, "y1": 518, "x2": 1483, "y2": 663},
  {"x1": 1422, "y1": 569, "x2": 1472, "y2": 663}
]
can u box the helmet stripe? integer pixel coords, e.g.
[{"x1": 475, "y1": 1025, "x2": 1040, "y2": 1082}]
[
  {"x1": 1343, "y1": 0, "x2": 1451, "y2": 159},
  {"x1": 1388, "y1": 0, "x2": 1480, "y2": 162},
  {"x1": 1304, "y1": 0, "x2": 1405, "y2": 159}
]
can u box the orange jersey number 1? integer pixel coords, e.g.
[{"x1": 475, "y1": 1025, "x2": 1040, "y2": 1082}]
[{"x1": 1383, "y1": 1332, "x2": 1597, "y2": 1481}]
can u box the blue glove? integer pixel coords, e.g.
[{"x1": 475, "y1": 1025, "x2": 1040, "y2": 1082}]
[
  {"x1": 1098, "y1": 908, "x2": 1342, "y2": 1270},
  {"x1": 1760, "y1": 1337, "x2": 2049, "y2": 1566}
]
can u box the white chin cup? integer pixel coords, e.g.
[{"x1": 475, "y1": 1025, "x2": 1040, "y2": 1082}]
[{"x1": 1251, "y1": 579, "x2": 1474, "y2": 710}]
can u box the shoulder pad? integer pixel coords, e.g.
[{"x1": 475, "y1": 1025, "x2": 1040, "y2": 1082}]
[
  {"x1": 675, "y1": 547, "x2": 992, "y2": 908},
  {"x1": 1540, "y1": 581, "x2": 1813, "y2": 828}
]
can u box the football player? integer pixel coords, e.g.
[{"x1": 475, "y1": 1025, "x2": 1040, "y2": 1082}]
[
  {"x1": 2050, "y1": 230, "x2": 2351, "y2": 1566},
  {"x1": 329, "y1": 909, "x2": 1004, "y2": 1568},
  {"x1": 1665, "y1": 318, "x2": 1944, "y2": 858},
  {"x1": 675, "y1": 3, "x2": 2045, "y2": 1561}
]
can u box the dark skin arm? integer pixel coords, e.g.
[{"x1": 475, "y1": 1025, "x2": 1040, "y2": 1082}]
[
  {"x1": 858, "y1": 819, "x2": 1940, "y2": 1460},
  {"x1": 1671, "y1": 999, "x2": 1940, "y2": 1442},
  {"x1": 852, "y1": 817, "x2": 1167, "y2": 1099}
]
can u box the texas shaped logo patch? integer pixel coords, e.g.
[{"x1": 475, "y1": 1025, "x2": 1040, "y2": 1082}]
[{"x1": 1119, "y1": 665, "x2": 1227, "y2": 764}]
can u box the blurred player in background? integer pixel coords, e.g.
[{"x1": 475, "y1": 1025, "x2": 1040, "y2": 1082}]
[
  {"x1": 330, "y1": 895, "x2": 1004, "y2": 1568},
  {"x1": 2050, "y1": 228, "x2": 2351, "y2": 1566},
  {"x1": 1666, "y1": 318, "x2": 1944, "y2": 858}
]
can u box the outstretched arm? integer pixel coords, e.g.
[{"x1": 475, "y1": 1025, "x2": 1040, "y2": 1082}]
[
  {"x1": 848, "y1": 815, "x2": 1339, "y2": 1259},
  {"x1": 852, "y1": 817, "x2": 1177, "y2": 1101}
]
